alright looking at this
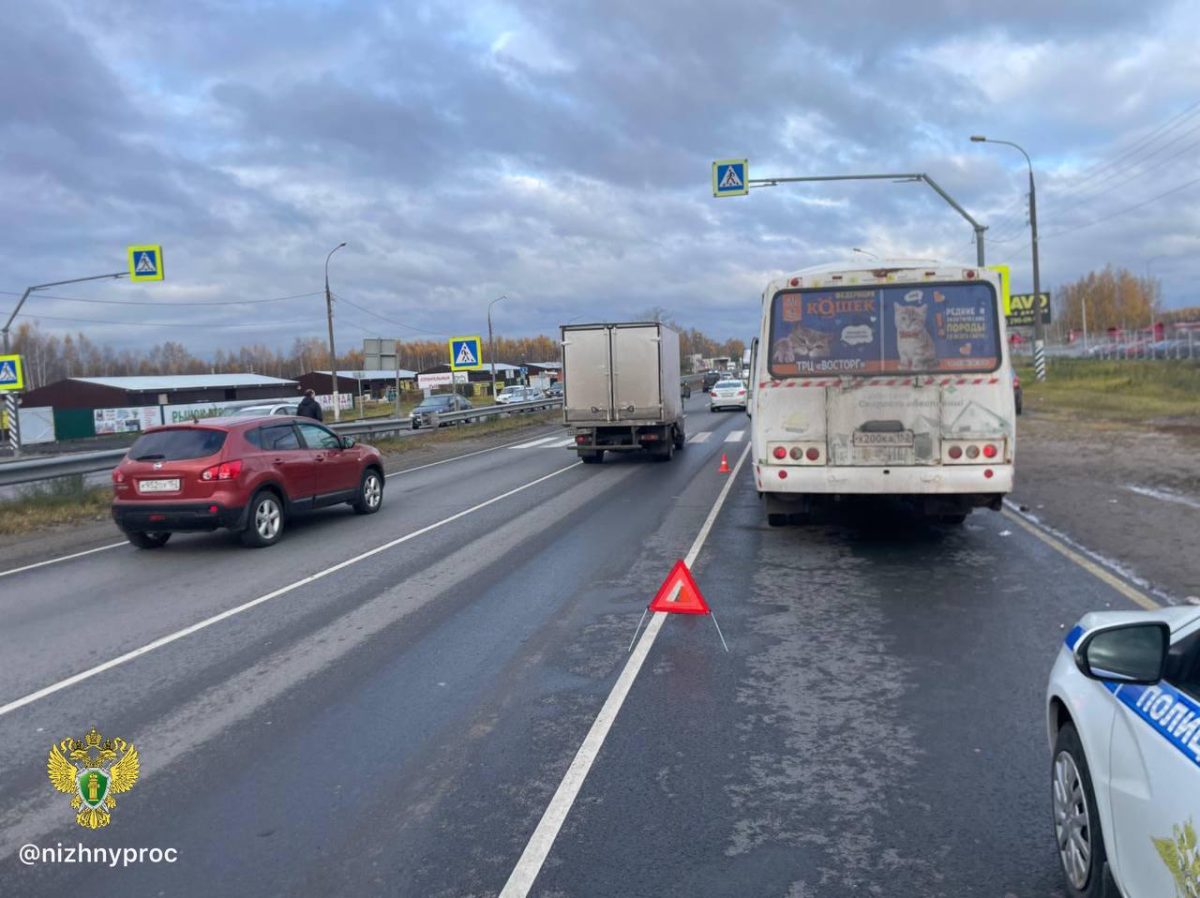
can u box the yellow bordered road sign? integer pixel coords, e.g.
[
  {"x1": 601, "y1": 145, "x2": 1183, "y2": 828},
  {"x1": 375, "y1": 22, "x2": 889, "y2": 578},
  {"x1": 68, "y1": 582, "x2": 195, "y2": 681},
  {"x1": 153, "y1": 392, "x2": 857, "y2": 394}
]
[
  {"x1": 712, "y1": 159, "x2": 749, "y2": 197},
  {"x1": 449, "y1": 336, "x2": 483, "y2": 371},
  {"x1": 0, "y1": 354, "x2": 25, "y2": 391},
  {"x1": 128, "y1": 245, "x2": 164, "y2": 281},
  {"x1": 988, "y1": 264, "x2": 1011, "y2": 316}
]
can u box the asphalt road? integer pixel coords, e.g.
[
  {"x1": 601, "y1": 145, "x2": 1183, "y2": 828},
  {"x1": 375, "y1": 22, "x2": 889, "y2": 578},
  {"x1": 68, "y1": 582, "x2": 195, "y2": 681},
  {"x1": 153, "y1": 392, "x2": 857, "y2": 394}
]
[{"x1": 0, "y1": 398, "x2": 1157, "y2": 897}]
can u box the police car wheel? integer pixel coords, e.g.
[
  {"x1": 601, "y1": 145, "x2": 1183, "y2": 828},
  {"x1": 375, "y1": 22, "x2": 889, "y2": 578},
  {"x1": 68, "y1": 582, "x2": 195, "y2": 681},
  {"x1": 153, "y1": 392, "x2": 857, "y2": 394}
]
[{"x1": 1052, "y1": 723, "x2": 1107, "y2": 897}]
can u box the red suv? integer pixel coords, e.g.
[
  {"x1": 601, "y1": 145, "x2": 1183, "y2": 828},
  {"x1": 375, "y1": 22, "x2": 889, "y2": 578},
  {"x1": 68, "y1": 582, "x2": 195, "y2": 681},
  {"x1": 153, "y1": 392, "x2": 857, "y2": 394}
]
[{"x1": 111, "y1": 417, "x2": 385, "y2": 548}]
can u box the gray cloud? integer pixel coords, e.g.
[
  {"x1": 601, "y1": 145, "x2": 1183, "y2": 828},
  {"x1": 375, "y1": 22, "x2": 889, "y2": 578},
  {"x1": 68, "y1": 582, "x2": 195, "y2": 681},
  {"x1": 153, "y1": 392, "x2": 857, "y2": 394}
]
[{"x1": 1, "y1": 0, "x2": 1197, "y2": 358}]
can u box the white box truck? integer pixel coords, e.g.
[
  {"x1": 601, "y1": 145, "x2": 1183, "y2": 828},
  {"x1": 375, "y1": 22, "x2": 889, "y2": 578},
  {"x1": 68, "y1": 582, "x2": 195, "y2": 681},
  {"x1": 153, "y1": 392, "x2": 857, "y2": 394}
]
[{"x1": 560, "y1": 322, "x2": 685, "y2": 463}]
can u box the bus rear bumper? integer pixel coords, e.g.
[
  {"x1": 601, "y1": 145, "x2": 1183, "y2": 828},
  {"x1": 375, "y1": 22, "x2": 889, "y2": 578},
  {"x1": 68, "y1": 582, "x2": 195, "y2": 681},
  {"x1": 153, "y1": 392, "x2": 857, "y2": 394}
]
[{"x1": 754, "y1": 463, "x2": 1013, "y2": 499}]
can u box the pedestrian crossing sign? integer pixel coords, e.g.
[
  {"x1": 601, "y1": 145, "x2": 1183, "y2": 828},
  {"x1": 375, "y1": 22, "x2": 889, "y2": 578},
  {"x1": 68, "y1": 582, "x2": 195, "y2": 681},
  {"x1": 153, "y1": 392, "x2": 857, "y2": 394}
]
[
  {"x1": 449, "y1": 336, "x2": 483, "y2": 371},
  {"x1": 0, "y1": 354, "x2": 25, "y2": 391},
  {"x1": 712, "y1": 159, "x2": 749, "y2": 197},
  {"x1": 127, "y1": 244, "x2": 164, "y2": 282}
]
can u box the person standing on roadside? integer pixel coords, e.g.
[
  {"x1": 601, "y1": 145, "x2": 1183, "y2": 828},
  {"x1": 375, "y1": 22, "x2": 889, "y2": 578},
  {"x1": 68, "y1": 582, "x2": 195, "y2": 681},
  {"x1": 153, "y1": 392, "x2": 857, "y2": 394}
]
[{"x1": 297, "y1": 389, "x2": 324, "y2": 421}]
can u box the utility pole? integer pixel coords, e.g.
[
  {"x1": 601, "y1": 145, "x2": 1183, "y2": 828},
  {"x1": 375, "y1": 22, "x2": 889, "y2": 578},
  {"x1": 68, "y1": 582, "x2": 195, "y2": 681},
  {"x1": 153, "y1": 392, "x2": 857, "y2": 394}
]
[
  {"x1": 3, "y1": 271, "x2": 129, "y2": 455},
  {"x1": 324, "y1": 242, "x2": 346, "y2": 421},
  {"x1": 488, "y1": 295, "x2": 506, "y2": 401},
  {"x1": 971, "y1": 136, "x2": 1046, "y2": 380}
]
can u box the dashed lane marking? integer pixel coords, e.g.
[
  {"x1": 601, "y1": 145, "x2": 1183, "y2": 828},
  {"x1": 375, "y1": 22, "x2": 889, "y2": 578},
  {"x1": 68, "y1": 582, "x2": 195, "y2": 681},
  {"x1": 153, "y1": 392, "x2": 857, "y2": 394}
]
[
  {"x1": 499, "y1": 442, "x2": 753, "y2": 897},
  {"x1": 0, "y1": 462, "x2": 583, "y2": 719}
]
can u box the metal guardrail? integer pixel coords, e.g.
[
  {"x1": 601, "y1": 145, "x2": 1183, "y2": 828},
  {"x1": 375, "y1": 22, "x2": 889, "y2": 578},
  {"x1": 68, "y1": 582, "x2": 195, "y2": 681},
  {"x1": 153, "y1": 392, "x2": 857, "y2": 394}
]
[{"x1": 0, "y1": 398, "x2": 563, "y2": 488}]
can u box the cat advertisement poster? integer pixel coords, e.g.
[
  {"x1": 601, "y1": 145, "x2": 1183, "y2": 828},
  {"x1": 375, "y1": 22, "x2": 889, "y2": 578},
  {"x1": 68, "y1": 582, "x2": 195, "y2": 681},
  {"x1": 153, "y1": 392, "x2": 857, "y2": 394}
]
[{"x1": 769, "y1": 284, "x2": 1000, "y2": 375}]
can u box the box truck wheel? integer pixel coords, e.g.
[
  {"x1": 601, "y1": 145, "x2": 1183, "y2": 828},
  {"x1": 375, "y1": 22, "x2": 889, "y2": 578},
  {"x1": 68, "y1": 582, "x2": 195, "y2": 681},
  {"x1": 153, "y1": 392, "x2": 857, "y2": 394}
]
[
  {"x1": 673, "y1": 424, "x2": 685, "y2": 449},
  {"x1": 653, "y1": 439, "x2": 674, "y2": 462},
  {"x1": 580, "y1": 450, "x2": 604, "y2": 464}
]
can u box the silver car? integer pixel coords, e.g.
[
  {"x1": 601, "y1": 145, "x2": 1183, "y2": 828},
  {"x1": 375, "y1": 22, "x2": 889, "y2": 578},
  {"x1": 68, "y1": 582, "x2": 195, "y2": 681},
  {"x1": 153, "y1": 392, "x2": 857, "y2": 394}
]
[
  {"x1": 709, "y1": 379, "x2": 747, "y2": 412},
  {"x1": 230, "y1": 402, "x2": 300, "y2": 417}
]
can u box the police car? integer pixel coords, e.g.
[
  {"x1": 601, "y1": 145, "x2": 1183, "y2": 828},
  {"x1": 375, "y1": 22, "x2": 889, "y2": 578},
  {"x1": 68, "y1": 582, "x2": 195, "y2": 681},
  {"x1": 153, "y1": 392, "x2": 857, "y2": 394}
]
[{"x1": 1046, "y1": 607, "x2": 1200, "y2": 897}]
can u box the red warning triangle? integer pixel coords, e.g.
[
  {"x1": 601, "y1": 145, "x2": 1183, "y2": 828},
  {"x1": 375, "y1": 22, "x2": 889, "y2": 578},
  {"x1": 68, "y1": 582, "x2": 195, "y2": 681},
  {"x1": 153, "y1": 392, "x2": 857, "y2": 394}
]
[{"x1": 648, "y1": 559, "x2": 710, "y2": 615}]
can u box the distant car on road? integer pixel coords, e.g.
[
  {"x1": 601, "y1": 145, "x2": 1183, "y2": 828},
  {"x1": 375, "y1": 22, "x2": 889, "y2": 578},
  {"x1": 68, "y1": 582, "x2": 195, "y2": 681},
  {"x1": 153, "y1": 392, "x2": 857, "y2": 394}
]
[
  {"x1": 1046, "y1": 607, "x2": 1200, "y2": 898},
  {"x1": 496, "y1": 386, "x2": 545, "y2": 405},
  {"x1": 709, "y1": 379, "x2": 747, "y2": 412},
  {"x1": 702, "y1": 371, "x2": 721, "y2": 391},
  {"x1": 681, "y1": 380, "x2": 692, "y2": 399},
  {"x1": 411, "y1": 394, "x2": 473, "y2": 428},
  {"x1": 111, "y1": 417, "x2": 384, "y2": 548},
  {"x1": 230, "y1": 402, "x2": 300, "y2": 417},
  {"x1": 545, "y1": 383, "x2": 564, "y2": 398}
]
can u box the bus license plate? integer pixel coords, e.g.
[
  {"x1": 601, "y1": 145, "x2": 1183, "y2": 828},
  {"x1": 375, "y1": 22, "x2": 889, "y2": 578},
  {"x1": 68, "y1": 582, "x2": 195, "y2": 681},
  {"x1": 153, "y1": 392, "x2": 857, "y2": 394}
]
[
  {"x1": 137, "y1": 479, "x2": 180, "y2": 493},
  {"x1": 853, "y1": 431, "x2": 914, "y2": 447}
]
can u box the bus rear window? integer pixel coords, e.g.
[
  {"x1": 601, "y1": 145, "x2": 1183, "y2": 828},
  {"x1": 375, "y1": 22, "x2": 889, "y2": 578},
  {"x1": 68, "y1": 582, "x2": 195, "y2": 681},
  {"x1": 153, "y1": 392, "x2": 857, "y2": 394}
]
[{"x1": 769, "y1": 283, "x2": 1000, "y2": 377}]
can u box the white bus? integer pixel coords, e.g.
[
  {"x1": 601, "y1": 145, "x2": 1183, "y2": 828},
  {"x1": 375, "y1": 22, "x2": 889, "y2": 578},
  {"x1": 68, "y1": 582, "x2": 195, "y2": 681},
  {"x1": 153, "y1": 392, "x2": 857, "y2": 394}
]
[{"x1": 748, "y1": 261, "x2": 1015, "y2": 526}]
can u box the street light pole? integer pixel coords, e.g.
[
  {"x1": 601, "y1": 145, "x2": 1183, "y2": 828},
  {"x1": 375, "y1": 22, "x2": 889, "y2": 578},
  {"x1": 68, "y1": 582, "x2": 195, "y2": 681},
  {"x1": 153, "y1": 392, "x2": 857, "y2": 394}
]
[
  {"x1": 487, "y1": 295, "x2": 506, "y2": 401},
  {"x1": 3, "y1": 270, "x2": 129, "y2": 456},
  {"x1": 750, "y1": 172, "x2": 988, "y2": 266},
  {"x1": 971, "y1": 136, "x2": 1046, "y2": 380},
  {"x1": 324, "y1": 242, "x2": 347, "y2": 421}
]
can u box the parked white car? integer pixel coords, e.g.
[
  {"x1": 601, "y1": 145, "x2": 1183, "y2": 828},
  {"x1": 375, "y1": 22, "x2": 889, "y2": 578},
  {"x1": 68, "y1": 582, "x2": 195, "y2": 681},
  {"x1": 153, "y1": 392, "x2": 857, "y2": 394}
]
[
  {"x1": 1046, "y1": 606, "x2": 1200, "y2": 897},
  {"x1": 496, "y1": 386, "x2": 545, "y2": 405}
]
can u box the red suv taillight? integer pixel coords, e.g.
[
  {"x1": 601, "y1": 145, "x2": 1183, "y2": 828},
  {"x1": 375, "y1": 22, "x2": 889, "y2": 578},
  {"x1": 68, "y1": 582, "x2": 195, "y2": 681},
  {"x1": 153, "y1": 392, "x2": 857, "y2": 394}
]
[
  {"x1": 112, "y1": 469, "x2": 126, "y2": 484},
  {"x1": 200, "y1": 460, "x2": 243, "y2": 482}
]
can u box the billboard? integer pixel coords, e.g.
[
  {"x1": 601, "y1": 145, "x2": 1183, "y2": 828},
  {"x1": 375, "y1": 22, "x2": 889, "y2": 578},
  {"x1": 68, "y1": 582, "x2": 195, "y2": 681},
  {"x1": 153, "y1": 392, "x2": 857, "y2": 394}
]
[{"x1": 769, "y1": 284, "x2": 1001, "y2": 376}]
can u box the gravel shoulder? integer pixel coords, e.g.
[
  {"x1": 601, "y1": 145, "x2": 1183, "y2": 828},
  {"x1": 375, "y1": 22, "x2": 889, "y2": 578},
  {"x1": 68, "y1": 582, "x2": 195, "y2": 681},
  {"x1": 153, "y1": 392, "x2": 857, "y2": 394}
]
[{"x1": 1010, "y1": 409, "x2": 1200, "y2": 604}]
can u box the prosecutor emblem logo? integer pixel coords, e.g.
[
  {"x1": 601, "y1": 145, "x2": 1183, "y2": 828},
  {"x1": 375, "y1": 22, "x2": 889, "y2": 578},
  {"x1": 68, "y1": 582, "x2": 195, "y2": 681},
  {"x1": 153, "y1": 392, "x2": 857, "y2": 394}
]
[{"x1": 47, "y1": 727, "x2": 140, "y2": 829}]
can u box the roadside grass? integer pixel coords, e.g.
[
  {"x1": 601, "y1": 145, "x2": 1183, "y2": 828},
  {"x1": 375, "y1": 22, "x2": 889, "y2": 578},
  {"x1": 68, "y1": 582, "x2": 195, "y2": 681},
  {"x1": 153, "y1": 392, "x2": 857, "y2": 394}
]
[
  {"x1": 373, "y1": 410, "x2": 560, "y2": 453},
  {"x1": 1017, "y1": 358, "x2": 1200, "y2": 424},
  {"x1": 0, "y1": 475, "x2": 111, "y2": 535}
]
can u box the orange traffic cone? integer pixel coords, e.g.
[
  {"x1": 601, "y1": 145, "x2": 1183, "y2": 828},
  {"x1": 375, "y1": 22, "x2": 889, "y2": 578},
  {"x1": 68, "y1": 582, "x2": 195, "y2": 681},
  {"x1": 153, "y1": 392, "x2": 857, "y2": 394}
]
[{"x1": 717, "y1": 453, "x2": 730, "y2": 474}]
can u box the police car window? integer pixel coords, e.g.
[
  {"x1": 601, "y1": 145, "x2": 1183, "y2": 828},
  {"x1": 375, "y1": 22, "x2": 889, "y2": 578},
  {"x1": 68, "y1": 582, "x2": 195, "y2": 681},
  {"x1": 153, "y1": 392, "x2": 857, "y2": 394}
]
[
  {"x1": 261, "y1": 424, "x2": 300, "y2": 451},
  {"x1": 1166, "y1": 630, "x2": 1200, "y2": 700}
]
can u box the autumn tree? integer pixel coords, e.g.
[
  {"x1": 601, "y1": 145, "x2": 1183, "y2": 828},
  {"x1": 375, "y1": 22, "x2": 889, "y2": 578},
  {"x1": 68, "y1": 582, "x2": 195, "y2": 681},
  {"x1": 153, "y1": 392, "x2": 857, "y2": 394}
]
[{"x1": 1056, "y1": 265, "x2": 1159, "y2": 334}]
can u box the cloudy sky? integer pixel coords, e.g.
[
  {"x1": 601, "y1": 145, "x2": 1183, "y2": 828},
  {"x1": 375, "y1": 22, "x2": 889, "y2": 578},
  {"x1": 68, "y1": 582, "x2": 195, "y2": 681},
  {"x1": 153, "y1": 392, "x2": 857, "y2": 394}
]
[{"x1": 2, "y1": 0, "x2": 1199, "y2": 357}]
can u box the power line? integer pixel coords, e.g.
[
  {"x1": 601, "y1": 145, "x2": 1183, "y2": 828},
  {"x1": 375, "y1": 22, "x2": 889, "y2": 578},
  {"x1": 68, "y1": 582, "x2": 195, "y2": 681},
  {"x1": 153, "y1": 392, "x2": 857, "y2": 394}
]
[
  {"x1": 333, "y1": 293, "x2": 449, "y2": 337},
  {"x1": 0, "y1": 289, "x2": 324, "y2": 306},
  {"x1": 15, "y1": 312, "x2": 324, "y2": 330},
  {"x1": 1040, "y1": 172, "x2": 1200, "y2": 239},
  {"x1": 1057, "y1": 98, "x2": 1200, "y2": 193}
]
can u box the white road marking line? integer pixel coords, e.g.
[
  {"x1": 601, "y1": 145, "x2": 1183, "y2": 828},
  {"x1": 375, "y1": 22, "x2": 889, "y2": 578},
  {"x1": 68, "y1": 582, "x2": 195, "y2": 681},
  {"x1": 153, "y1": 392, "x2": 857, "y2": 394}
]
[
  {"x1": 725, "y1": 430, "x2": 745, "y2": 443},
  {"x1": 4, "y1": 431, "x2": 562, "y2": 579},
  {"x1": 687, "y1": 432, "x2": 712, "y2": 443},
  {"x1": 1001, "y1": 502, "x2": 1160, "y2": 611},
  {"x1": 510, "y1": 436, "x2": 561, "y2": 449},
  {"x1": 0, "y1": 462, "x2": 583, "y2": 720},
  {"x1": 1124, "y1": 484, "x2": 1200, "y2": 511},
  {"x1": 499, "y1": 441, "x2": 752, "y2": 898},
  {"x1": 0, "y1": 541, "x2": 128, "y2": 579},
  {"x1": 549, "y1": 438, "x2": 577, "y2": 448},
  {"x1": 389, "y1": 432, "x2": 561, "y2": 475}
]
